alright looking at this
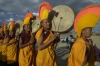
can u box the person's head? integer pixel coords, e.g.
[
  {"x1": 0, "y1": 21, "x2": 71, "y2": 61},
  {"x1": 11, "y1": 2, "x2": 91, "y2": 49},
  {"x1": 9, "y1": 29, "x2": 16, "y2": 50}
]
[
  {"x1": 23, "y1": 24, "x2": 30, "y2": 32},
  {"x1": 70, "y1": 35, "x2": 73, "y2": 38},
  {"x1": 81, "y1": 27, "x2": 92, "y2": 38},
  {"x1": 41, "y1": 19, "x2": 50, "y2": 29}
]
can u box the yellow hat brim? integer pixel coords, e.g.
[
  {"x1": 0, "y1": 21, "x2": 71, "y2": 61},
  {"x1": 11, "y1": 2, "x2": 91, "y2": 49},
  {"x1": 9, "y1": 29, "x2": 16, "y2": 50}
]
[
  {"x1": 76, "y1": 14, "x2": 100, "y2": 37},
  {"x1": 41, "y1": 9, "x2": 49, "y2": 21},
  {"x1": 23, "y1": 17, "x2": 30, "y2": 25}
]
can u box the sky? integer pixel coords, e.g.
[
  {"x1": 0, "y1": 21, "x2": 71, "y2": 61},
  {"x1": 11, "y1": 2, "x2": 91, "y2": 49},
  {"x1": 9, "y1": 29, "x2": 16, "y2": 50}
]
[{"x1": 0, "y1": 0, "x2": 100, "y2": 32}]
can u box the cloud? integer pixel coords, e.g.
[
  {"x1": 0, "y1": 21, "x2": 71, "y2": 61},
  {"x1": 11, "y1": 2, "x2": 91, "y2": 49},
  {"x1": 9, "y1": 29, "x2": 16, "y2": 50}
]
[
  {"x1": 33, "y1": 12, "x2": 38, "y2": 16},
  {"x1": 39, "y1": 0, "x2": 100, "y2": 13},
  {"x1": 0, "y1": 12, "x2": 5, "y2": 16},
  {"x1": 7, "y1": 12, "x2": 13, "y2": 14},
  {"x1": 0, "y1": 0, "x2": 100, "y2": 31},
  {"x1": 6, "y1": 18, "x2": 14, "y2": 22},
  {"x1": 0, "y1": 0, "x2": 40, "y2": 14},
  {"x1": 16, "y1": 14, "x2": 24, "y2": 17},
  {"x1": 0, "y1": 0, "x2": 100, "y2": 14}
]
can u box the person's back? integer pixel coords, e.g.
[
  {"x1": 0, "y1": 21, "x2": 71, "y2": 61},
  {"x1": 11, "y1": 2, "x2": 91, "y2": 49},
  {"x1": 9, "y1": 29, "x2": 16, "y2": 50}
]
[{"x1": 68, "y1": 37, "x2": 95, "y2": 66}]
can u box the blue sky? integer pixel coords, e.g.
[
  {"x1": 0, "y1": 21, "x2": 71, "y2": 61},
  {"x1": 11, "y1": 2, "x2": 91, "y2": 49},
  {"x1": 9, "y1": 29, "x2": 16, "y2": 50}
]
[{"x1": 0, "y1": 0, "x2": 100, "y2": 32}]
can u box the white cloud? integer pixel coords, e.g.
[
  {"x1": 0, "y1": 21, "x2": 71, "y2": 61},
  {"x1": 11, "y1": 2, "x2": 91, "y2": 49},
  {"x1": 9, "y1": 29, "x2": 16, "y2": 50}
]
[
  {"x1": 16, "y1": 14, "x2": 24, "y2": 17},
  {"x1": 7, "y1": 12, "x2": 13, "y2": 14},
  {"x1": 0, "y1": 0, "x2": 100, "y2": 14},
  {"x1": 0, "y1": 0, "x2": 40, "y2": 13},
  {"x1": 0, "y1": 12, "x2": 5, "y2": 16},
  {"x1": 33, "y1": 12, "x2": 38, "y2": 16},
  {"x1": 6, "y1": 18, "x2": 14, "y2": 22}
]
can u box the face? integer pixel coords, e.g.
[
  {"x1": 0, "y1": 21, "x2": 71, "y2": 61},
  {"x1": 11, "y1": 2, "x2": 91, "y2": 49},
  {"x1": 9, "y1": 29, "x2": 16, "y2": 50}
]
[
  {"x1": 41, "y1": 19, "x2": 50, "y2": 29},
  {"x1": 24, "y1": 24, "x2": 30, "y2": 32},
  {"x1": 82, "y1": 27, "x2": 92, "y2": 38}
]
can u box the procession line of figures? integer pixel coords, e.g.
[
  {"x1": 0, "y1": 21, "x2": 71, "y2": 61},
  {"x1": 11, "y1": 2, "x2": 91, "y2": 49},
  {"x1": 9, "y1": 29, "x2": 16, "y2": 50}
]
[
  {"x1": 1, "y1": 1, "x2": 100, "y2": 66},
  {"x1": 0, "y1": 17, "x2": 98, "y2": 66}
]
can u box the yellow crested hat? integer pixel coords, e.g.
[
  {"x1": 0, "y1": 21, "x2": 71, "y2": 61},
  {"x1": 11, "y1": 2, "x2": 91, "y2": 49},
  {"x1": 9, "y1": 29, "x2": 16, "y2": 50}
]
[
  {"x1": 9, "y1": 21, "x2": 15, "y2": 31},
  {"x1": 38, "y1": 2, "x2": 52, "y2": 22},
  {"x1": 76, "y1": 14, "x2": 100, "y2": 37},
  {"x1": 3, "y1": 22, "x2": 8, "y2": 31},
  {"x1": 23, "y1": 11, "x2": 34, "y2": 25},
  {"x1": 24, "y1": 11, "x2": 34, "y2": 19},
  {"x1": 23, "y1": 17, "x2": 31, "y2": 25}
]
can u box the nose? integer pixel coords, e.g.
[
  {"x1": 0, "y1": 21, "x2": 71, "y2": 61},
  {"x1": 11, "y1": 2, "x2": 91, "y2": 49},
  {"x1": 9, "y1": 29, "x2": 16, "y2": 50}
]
[{"x1": 47, "y1": 22, "x2": 50, "y2": 25}]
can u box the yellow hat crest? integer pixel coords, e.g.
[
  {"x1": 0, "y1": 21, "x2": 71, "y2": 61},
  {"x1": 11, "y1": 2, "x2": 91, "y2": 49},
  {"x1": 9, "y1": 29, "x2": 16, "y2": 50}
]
[
  {"x1": 76, "y1": 14, "x2": 100, "y2": 37},
  {"x1": 23, "y1": 17, "x2": 30, "y2": 25},
  {"x1": 38, "y1": 2, "x2": 52, "y2": 22},
  {"x1": 4, "y1": 22, "x2": 7, "y2": 31},
  {"x1": 9, "y1": 21, "x2": 15, "y2": 31}
]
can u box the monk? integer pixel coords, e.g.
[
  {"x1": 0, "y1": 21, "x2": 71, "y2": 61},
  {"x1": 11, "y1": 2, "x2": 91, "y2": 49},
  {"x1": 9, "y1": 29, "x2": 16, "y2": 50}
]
[
  {"x1": 19, "y1": 18, "x2": 34, "y2": 66},
  {"x1": 36, "y1": 19, "x2": 60, "y2": 66},
  {"x1": 36, "y1": 2, "x2": 60, "y2": 66},
  {"x1": 2, "y1": 25, "x2": 9, "y2": 66},
  {"x1": 6, "y1": 21, "x2": 17, "y2": 66},
  {"x1": 68, "y1": 27, "x2": 95, "y2": 66}
]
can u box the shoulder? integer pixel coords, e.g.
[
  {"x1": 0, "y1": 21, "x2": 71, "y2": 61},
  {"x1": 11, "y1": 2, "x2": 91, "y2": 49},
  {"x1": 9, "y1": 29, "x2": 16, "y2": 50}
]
[
  {"x1": 73, "y1": 38, "x2": 86, "y2": 49},
  {"x1": 19, "y1": 32, "x2": 26, "y2": 38},
  {"x1": 20, "y1": 32, "x2": 26, "y2": 36}
]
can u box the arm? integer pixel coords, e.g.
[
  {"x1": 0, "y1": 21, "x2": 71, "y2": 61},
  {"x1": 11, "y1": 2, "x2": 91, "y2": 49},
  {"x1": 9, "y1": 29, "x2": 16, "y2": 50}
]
[
  {"x1": 19, "y1": 37, "x2": 33, "y2": 49},
  {"x1": 6, "y1": 37, "x2": 16, "y2": 46},
  {"x1": 37, "y1": 33, "x2": 56, "y2": 50}
]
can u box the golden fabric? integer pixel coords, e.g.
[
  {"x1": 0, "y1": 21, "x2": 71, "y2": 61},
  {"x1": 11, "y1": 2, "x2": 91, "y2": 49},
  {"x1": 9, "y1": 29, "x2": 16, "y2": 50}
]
[
  {"x1": 7, "y1": 37, "x2": 17, "y2": 64},
  {"x1": 36, "y1": 28, "x2": 57, "y2": 66},
  {"x1": 0, "y1": 39, "x2": 3, "y2": 60},
  {"x1": 19, "y1": 33, "x2": 34, "y2": 66},
  {"x1": 2, "y1": 37, "x2": 7, "y2": 62},
  {"x1": 68, "y1": 38, "x2": 95, "y2": 66}
]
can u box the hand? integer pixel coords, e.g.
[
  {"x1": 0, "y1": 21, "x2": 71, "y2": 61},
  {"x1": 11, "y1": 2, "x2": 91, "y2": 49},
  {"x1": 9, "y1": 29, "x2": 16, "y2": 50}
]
[
  {"x1": 50, "y1": 33, "x2": 59, "y2": 42},
  {"x1": 28, "y1": 39, "x2": 34, "y2": 45},
  {"x1": 50, "y1": 33, "x2": 58, "y2": 42}
]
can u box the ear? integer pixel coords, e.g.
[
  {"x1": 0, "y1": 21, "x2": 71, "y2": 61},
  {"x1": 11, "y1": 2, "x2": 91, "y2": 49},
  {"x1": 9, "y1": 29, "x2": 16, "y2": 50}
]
[
  {"x1": 41, "y1": 21, "x2": 43, "y2": 27},
  {"x1": 82, "y1": 29, "x2": 86, "y2": 34}
]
